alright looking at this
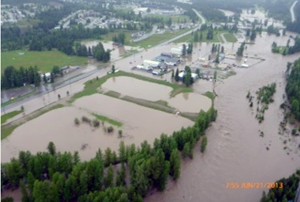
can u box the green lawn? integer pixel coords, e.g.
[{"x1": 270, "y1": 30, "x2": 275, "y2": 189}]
[
  {"x1": 1, "y1": 50, "x2": 88, "y2": 73},
  {"x1": 1, "y1": 110, "x2": 23, "y2": 125},
  {"x1": 132, "y1": 29, "x2": 191, "y2": 48},
  {"x1": 223, "y1": 33, "x2": 237, "y2": 43}
]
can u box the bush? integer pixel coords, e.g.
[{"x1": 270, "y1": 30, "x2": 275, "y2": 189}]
[
  {"x1": 82, "y1": 116, "x2": 91, "y2": 124},
  {"x1": 201, "y1": 136, "x2": 208, "y2": 153},
  {"x1": 74, "y1": 118, "x2": 80, "y2": 125},
  {"x1": 118, "y1": 130, "x2": 123, "y2": 138},
  {"x1": 107, "y1": 126, "x2": 114, "y2": 133},
  {"x1": 93, "y1": 119, "x2": 100, "y2": 128}
]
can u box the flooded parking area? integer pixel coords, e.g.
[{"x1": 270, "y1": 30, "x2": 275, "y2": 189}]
[{"x1": 2, "y1": 94, "x2": 193, "y2": 163}]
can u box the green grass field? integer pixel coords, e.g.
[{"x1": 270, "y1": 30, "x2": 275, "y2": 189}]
[
  {"x1": 1, "y1": 50, "x2": 88, "y2": 73},
  {"x1": 132, "y1": 29, "x2": 190, "y2": 48},
  {"x1": 223, "y1": 33, "x2": 238, "y2": 43}
]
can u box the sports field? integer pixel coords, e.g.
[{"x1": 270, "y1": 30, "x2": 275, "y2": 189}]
[{"x1": 1, "y1": 50, "x2": 87, "y2": 73}]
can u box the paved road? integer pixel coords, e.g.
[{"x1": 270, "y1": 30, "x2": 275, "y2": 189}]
[
  {"x1": 133, "y1": 25, "x2": 158, "y2": 42},
  {"x1": 2, "y1": 10, "x2": 206, "y2": 122},
  {"x1": 290, "y1": 1, "x2": 298, "y2": 22},
  {"x1": 160, "y1": 9, "x2": 206, "y2": 46}
]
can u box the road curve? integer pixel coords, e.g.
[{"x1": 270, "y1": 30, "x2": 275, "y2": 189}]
[{"x1": 290, "y1": 1, "x2": 298, "y2": 22}]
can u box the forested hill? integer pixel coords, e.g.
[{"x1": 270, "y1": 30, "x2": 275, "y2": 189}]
[{"x1": 286, "y1": 59, "x2": 300, "y2": 121}]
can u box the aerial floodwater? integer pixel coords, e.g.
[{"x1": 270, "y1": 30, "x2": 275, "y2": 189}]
[
  {"x1": 146, "y1": 34, "x2": 300, "y2": 202},
  {"x1": 1, "y1": 1, "x2": 300, "y2": 202}
]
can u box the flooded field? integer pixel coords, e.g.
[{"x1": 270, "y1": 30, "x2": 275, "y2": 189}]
[
  {"x1": 102, "y1": 76, "x2": 172, "y2": 101},
  {"x1": 146, "y1": 33, "x2": 300, "y2": 202},
  {"x1": 102, "y1": 76, "x2": 211, "y2": 113},
  {"x1": 2, "y1": 95, "x2": 193, "y2": 163}
]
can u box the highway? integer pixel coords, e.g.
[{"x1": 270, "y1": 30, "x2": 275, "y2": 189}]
[{"x1": 290, "y1": 0, "x2": 298, "y2": 22}]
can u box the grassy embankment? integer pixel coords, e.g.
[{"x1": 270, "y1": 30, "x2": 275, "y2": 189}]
[
  {"x1": 1, "y1": 110, "x2": 23, "y2": 125},
  {"x1": 1, "y1": 104, "x2": 64, "y2": 140},
  {"x1": 1, "y1": 50, "x2": 87, "y2": 73}
]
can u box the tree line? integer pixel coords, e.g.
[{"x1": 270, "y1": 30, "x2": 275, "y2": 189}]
[
  {"x1": 1, "y1": 66, "x2": 41, "y2": 89},
  {"x1": 286, "y1": 58, "x2": 300, "y2": 121},
  {"x1": 260, "y1": 170, "x2": 300, "y2": 202},
  {"x1": 1, "y1": 107, "x2": 217, "y2": 202}
]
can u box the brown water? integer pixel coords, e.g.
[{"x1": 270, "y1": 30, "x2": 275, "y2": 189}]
[
  {"x1": 102, "y1": 76, "x2": 211, "y2": 113},
  {"x1": 145, "y1": 34, "x2": 300, "y2": 202},
  {"x1": 1, "y1": 95, "x2": 194, "y2": 163}
]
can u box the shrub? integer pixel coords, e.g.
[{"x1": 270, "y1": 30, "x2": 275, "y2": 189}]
[
  {"x1": 93, "y1": 119, "x2": 100, "y2": 128},
  {"x1": 82, "y1": 116, "x2": 91, "y2": 124},
  {"x1": 74, "y1": 118, "x2": 80, "y2": 125},
  {"x1": 118, "y1": 130, "x2": 123, "y2": 138},
  {"x1": 201, "y1": 136, "x2": 208, "y2": 153},
  {"x1": 107, "y1": 126, "x2": 114, "y2": 133}
]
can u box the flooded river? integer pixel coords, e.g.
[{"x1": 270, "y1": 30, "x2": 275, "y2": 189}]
[{"x1": 145, "y1": 33, "x2": 300, "y2": 202}]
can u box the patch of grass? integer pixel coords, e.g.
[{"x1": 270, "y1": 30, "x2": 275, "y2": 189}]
[
  {"x1": 132, "y1": 29, "x2": 190, "y2": 48},
  {"x1": 1, "y1": 110, "x2": 23, "y2": 125},
  {"x1": 92, "y1": 113, "x2": 123, "y2": 127},
  {"x1": 71, "y1": 71, "x2": 192, "y2": 101},
  {"x1": 103, "y1": 90, "x2": 121, "y2": 98},
  {"x1": 203, "y1": 91, "x2": 216, "y2": 101},
  {"x1": 1, "y1": 104, "x2": 65, "y2": 140},
  {"x1": 1, "y1": 50, "x2": 87, "y2": 73},
  {"x1": 223, "y1": 33, "x2": 237, "y2": 43},
  {"x1": 1, "y1": 126, "x2": 18, "y2": 140}
]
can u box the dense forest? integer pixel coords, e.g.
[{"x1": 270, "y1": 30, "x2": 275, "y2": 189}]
[
  {"x1": 260, "y1": 170, "x2": 300, "y2": 202},
  {"x1": 286, "y1": 59, "x2": 300, "y2": 121},
  {"x1": 1, "y1": 108, "x2": 217, "y2": 202}
]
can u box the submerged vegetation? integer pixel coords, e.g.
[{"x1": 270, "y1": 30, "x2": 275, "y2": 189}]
[
  {"x1": 247, "y1": 83, "x2": 276, "y2": 123},
  {"x1": 1, "y1": 108, "x2": 217, "y2": 201}
]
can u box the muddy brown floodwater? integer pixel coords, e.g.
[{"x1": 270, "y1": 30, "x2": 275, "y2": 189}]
[
  {"x1": 102, "y1": 76, "x2": 211, "y2": 113},
  {"x1": 145, "y1": 35, "x2": 300, "y2": 201},
  {"x1": 2, "y1": 94, "x2": 194, "y2": 163}
]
